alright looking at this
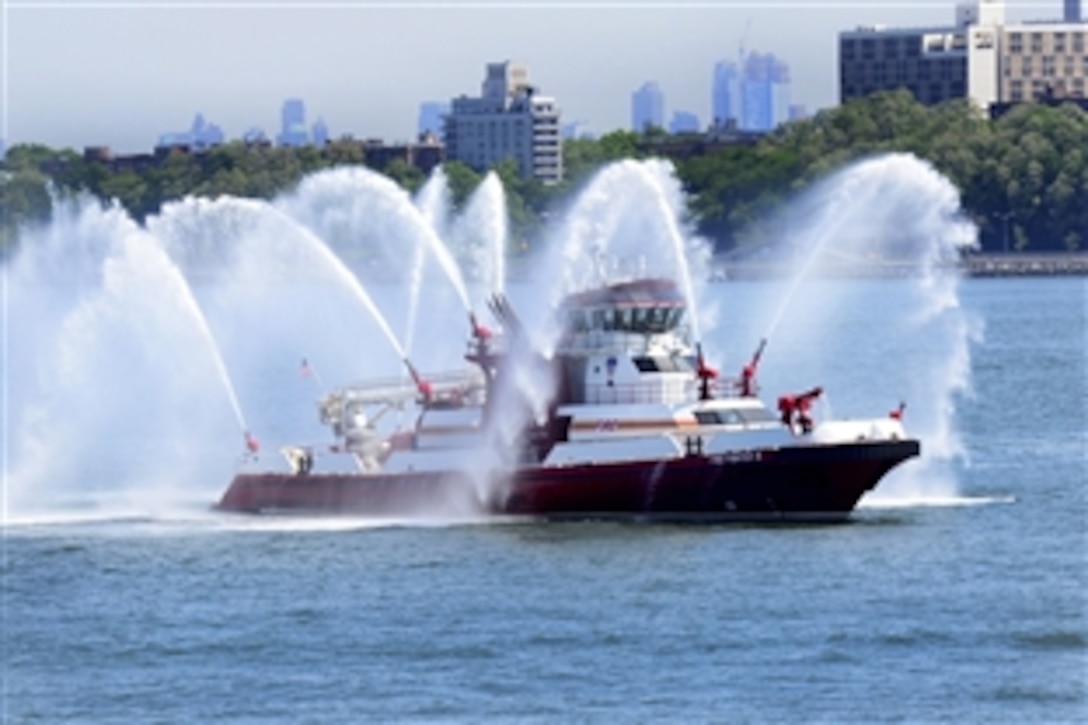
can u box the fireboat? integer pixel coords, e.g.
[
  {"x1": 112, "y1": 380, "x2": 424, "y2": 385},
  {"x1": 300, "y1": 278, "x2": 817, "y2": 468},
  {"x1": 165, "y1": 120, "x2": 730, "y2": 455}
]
[{"x1": 217, "y1": 278, "x2": 919, "y2": 522}]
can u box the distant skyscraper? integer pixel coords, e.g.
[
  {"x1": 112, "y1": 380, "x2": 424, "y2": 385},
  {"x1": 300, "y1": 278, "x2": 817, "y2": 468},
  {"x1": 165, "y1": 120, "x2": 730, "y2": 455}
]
[
  {"x1": 1066, "y1": 0, "x2": 1081, "y2": 21},
  {"x1": 631, "y1": 82, "x2": 665, "y2": 132},
  {"x1": 157, "y1": 112, "x2": 224, "y2": 150},
  {"x1": 189, "y1": 113, "x2": 224, "y2": 149},
  {"x1": 417, "y1": 102, "x2": 449, "y2": 139},
  {"x1": 712, "y1": 61, "x2": 742, "y2": 126},
  {"x1": 669, "y1": 111, "x2": 700, "y2": 134},
  {"x1": 312, "y1": 118, "x2": 329, "y2": 147},
  {"x1": 277, "y1": 98, "x2": 309, "y2": 147},
  {"x1": 244, "y1": 128, "x2": 269, "y2": 145},
  {"x1": 562, "y1": 120, "x2": 594, "y2": 139},
  {"x1": 740, "y1": 52, "x2": 790, "y2": 132}
]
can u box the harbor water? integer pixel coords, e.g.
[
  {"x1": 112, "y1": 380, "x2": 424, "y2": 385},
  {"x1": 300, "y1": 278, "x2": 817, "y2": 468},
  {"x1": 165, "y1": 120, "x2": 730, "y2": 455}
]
[{"x1": 4, "y1": 275, "x2": 1085, "y2": 722}]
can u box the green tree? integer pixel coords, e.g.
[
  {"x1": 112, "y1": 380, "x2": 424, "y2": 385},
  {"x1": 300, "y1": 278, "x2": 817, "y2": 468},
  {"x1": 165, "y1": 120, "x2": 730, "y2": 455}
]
[{"x1": 0, "y1": 168, "x2": 53, "y2": 258}]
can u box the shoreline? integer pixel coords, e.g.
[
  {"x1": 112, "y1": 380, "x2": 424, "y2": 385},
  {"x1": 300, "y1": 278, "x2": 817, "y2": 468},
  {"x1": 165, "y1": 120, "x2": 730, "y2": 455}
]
[{"x1": 708, "y1": 252, "x2": 1088, "y2": 279}]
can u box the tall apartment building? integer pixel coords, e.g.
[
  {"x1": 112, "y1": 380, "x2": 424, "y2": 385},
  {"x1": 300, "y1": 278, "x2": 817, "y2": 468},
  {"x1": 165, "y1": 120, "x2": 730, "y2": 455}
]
[
  {"x1": 444, "y1": 61, "x2": 562, "y2": 184},
  {"x1": 631, "y1": 82, "x2": 665, "y2": 132},
  {"x1": 1002, "y1": 22, "x2": 1088, "y2": 102},
  {"x1": 840, "y1": 0, "x2": 1087, "y2": 108},
  {"x1": 1066, "y1": 0, "x2": 1081, "y2": 22}
]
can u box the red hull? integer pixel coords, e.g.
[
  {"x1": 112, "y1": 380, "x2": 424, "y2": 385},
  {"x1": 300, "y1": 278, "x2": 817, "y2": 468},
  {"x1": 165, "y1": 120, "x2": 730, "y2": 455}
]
[{"x1": 217, "y1": 440, "x2": 919, "y2": 522}]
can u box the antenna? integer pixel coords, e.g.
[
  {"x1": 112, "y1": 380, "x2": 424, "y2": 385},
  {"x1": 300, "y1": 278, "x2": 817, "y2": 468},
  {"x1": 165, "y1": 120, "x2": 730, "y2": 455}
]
[{"x1": 739, "y1": 16, "x2": 753, "y2": 67}]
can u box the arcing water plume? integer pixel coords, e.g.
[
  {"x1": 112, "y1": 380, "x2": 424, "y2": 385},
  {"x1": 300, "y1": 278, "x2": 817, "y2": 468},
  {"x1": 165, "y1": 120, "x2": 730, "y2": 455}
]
[
  {"x1": 406, "y1": 166, "x2": 452, "y2": 361},
  {"x1": 149, "y1": 194, "x2": 411, "y2": 415},
  {"x1": 447, "y1": 171, "x2": 509, "y2": 301},
  {"x1": 414, "y1": 165, "x2": 452, "y2": 239},
  {"x1": 533, "y1": 158, "x2": 712, "y2": 352},
  {"x1": 457, "y1": 159, "x2": 714, "y2": 508},
  {"x1": 747, "y1": 153, "x2": 979, "y2": 501},
  {"x1": 6, "y1": 198, "x2": 248, "y2": 519},
  {"x1": 277, "y1": 166, "x2": 472, "y2": 315}
]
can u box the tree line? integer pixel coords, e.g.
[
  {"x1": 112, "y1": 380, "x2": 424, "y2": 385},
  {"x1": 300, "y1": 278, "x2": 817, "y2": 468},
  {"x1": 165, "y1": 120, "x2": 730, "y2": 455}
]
[{"x1": 3, "y1": 89, "x2": 1086, "y2": 260}]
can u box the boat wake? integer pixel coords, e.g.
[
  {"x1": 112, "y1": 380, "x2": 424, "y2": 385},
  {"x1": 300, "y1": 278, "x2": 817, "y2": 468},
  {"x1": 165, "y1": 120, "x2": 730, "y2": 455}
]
[{"x1": 858, "y1": 493, "x2": 1016, "y2": 509}]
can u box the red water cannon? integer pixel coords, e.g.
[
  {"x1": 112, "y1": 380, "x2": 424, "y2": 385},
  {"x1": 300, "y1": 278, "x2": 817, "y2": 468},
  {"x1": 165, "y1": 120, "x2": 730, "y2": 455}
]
[
  {"x1": 737, "y1": 338, "x2": 767, "y2": 397},
  {"x1": 695, "y1": 343, "x2": 719, "y2": 401},
  {"x1": 403, "y1": 358, "x2": 433, "y2": 404},
  {"x1": 777, "y1": 386, "x2": 823, "y2": 433},
  {"x1": 468, "y1": 312, "x2": 493, "y2": 342},
  {"x1": 468, "y1": 311, "x2": 494, "y2": 359}
]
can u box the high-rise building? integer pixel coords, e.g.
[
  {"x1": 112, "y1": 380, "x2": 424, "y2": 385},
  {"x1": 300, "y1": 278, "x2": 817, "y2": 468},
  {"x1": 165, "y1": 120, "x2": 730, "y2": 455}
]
[
  {"x1": 1066, "y1": 0, "x2": 1081, "y2": 22},
  {"x1": 669, "y1": 111, "x2": 701, "y2": 134},
  {"x1": 156, "y1": 113, "x2": 224, "y2": 150},
  {"x1": 562, "y1": 120, "x2": 594, "y2": 139},
  {"x1": 1000, "y1": 21, "x2": 1087, "y2": 102},
  {"x1": 840, "y1": 2, "x2": 1001, "y2": 107},
  {"x1": 417, "y1": 102, "x2": 449, "y2": 139},
  {"x1": 277, "y1": 98, "x2": 310, "y2": 147},
  {"x1": 631, "y1": 82, "x2": 665, "y2": 132},
  {"x1": 712, "y1": 61, "x2": 742, "y2": 126},
  {"x1": 840, "y1": 0, "x2": 1086, "y2": 108},
  {"x1": 189, "y1": 113, "x2": 224, "y2": 149},
  {"x1": 312, "y1": 118, "x2": 329, "y2": 147},
  {"x1": 444, "y1": 61, "x2": 563, "y2": 183},
  {"x1": 739, "y1": 53, "x2": 791, "y2": 132}
]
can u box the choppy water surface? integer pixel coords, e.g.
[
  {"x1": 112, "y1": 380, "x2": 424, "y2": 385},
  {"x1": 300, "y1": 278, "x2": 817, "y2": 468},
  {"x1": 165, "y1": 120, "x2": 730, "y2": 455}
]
[{"x1": 4, "y1": 276, "x2": 1085, "y2": 722}]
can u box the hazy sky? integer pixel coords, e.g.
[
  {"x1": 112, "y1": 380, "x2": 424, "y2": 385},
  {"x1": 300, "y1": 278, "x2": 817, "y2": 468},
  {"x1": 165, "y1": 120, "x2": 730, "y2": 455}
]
[{"x1": 0, "y1": 1, "x2": 1057, "y2": 153}]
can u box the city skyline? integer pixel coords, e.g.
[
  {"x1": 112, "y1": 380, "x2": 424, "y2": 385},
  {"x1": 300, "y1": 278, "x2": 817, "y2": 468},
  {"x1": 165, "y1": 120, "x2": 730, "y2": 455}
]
[{"x1": 1, "y1": 1, "x2": 1057, "y2": 153}]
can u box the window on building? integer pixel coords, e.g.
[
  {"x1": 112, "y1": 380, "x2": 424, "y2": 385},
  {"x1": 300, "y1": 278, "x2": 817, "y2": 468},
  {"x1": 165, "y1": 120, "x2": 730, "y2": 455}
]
[
  {"x1": 841, "y1": 40, "x2": 856, "y2": 61},
  {"x1": 1043, "y1": 56, "x2": 1056, "y2": 77},
  {"x1": 1031, "y1": 33, "x2": 1043, "y2": 53},
  {"x1": 861, "y1": 38, "x2": 876, "y2": 60},
  {"x1": 1011, "y1": 88, "x2": 1024, "y2": 101},
  {"x1": 1074, "y1": 33, "x2": 1084, "y2": 53},
  {"x1": 1008, "y1": 32, "x2": 1022, "y2": 53},
  {"x1": 1054, "y1": 33, "x2": 1066, "y2": 53}
]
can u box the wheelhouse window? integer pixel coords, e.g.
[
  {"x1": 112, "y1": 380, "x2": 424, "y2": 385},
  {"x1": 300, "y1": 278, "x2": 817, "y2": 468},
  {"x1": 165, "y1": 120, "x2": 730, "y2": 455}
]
[
  {"x1": 582, "y1": 305, "x2": 685, "y2": 334},
  {"x1": 633, "y1": 355, "x2": 696, "y2": 373}
]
